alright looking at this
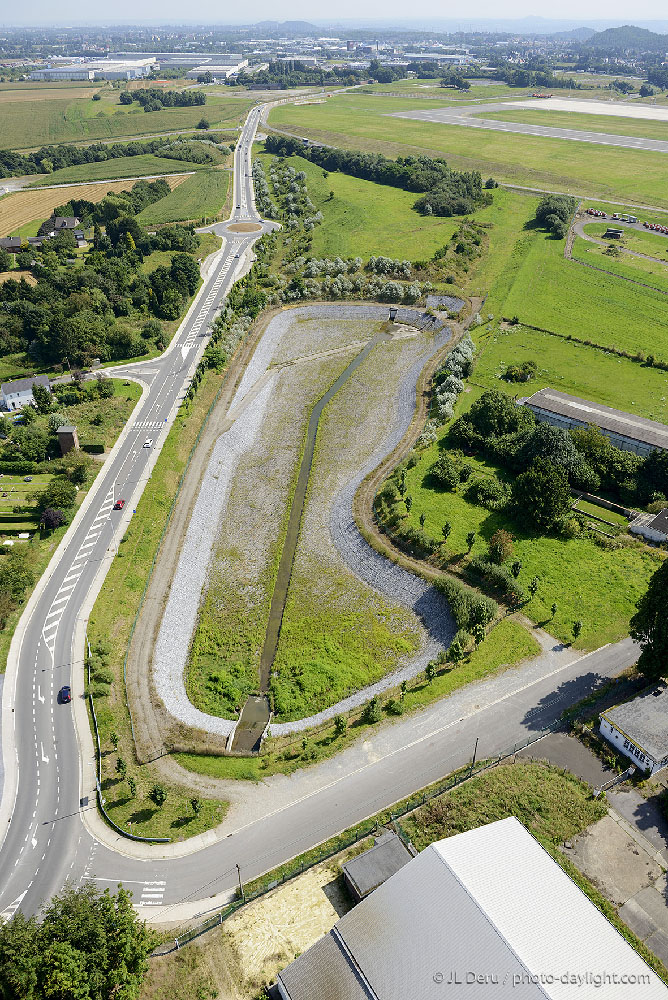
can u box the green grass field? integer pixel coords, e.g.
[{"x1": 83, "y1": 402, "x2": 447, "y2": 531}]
[
  {"x1": 494, "y1": 225, "x2": 668, "y2": 359},
  {"x1": 27, "y1": 154, "x2": 207, "y2": 186},
  {"x1": 0, "y1": 473, "x2": 52, "y2": 536},
  {"x1": 5, "y1": 93, "x2": 252, "y2": 151},
  {"x1": 481, "y1": 107, "x2": 668, "y2": 142},
  {"x1": 138, "y1": 169, "x2": 230, "y2": 224},
  {"x1": 571, "y1": 237, "x2": 668, "y2": 292},
  {"x1": 471, "y1": 324, "x2": 668, "y2": 424},
  {"x1": 258, "y1": 150, "x2": 461, "y2": 259},
  {"x1": 401, "y1": 420, "x2": 661, "y2": 650},
  {"x1": 268, "y1": 94, "x2": 668, "y2": 207},
  {"x1": 582, "y1": 221, "x2": 668, "y2": 259}
]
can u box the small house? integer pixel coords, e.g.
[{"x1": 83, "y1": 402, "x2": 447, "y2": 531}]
[
  {"x1": 56, "y1": 425, "x2": 79, "y2": 456},
  {"x1": 0, "y1": 374, "x2": 51, "y2": 412},
  {"x1": 342, "y1": 831, "x2": 414, "y2": 903},
  {"x1": 629, "y1": 509, "x2": 668, "y2": 544},
  {"x1": 53, "y1": 216, "x2": 80, "y2": 231},
  {"x1": 0, "y1": 237, "x2": 22, "y2": 254},
  {"x1": 600, "y1": 685, "x2": 668, "y2": 775}
]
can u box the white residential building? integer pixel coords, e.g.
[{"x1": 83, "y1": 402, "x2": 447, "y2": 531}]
[{"x1": 0, "y1": 375, "x2": 51, "y2": 412}]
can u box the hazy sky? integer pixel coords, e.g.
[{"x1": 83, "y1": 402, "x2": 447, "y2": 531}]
[{"x1": 7, "y1": 2, "x2": 668, "y2": 26}]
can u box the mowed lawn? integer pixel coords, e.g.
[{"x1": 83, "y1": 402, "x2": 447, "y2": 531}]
[
  {"x1": 481, "y1": 107, "x2": 668, "y2": 142},
  {"x1": 138, "y1": 169, "x2": 230, "y2": 224},
  {"x1": 571, "y1": 237, "x2": 668, "y2": 293},
  {"x1": 401, "y1": 425, "x2": 662, "y2": 650},
  {"x1": 497, "y1": 226, "x2": 668, "y2": 359},
  {"x1": 268, "y1": 94, "x2": 668, "y2": 208},
  {"x1": 582, "y1": 221, "x2": 668, "y2": 259}
]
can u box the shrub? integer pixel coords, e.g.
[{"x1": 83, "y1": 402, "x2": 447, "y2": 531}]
[
  {"x1": 488, "y1": 528, "x2": 514, "y2": 564},
  {"x1": 466, "y1": 476, "x2": 510, "y2": 510},
  {"x1": 436, "y1": 575, "x2": 498, "y2": 630},
  {"x1": 466, "y1": 556, "x2": 525, "y2": 606},
  {"x1": 430, "y1": 454, "x2": 460, "y2": 490},
  {"x1": 363, "y1": 697, "x2": 382, "y2": 724}
]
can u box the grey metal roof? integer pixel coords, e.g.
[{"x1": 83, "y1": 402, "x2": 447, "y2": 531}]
[
  {"x1": 602, "y1": 686, "x2": 668, "y2": 761},
  {"x1": 0, "y1": 237, "x2": 21, "y2": 250},
  {"x1": 1, "y1": 374, "x2": 50, "y2": 395},
  {"x1": 649, "y1": 510, "x2": 668, "y2": 534},
  {"x1": 277, "y1": 817, "x2": 668, "y2": 1000},
  {"x1": 53, "y1": 217, "x2": 79, "y2": 229},
  {"x1": 56, "y1": 425, "x2": 77, "y2": 434},
  {"x1": 523, "y1": 387, "x2": 668, "y2": 451},
  {"x1": 342, "y1": 832, "x2": 412, "y2": 900},
  {"x1": 279, "y1": 928, "x2": 371, "y2": 1000}
]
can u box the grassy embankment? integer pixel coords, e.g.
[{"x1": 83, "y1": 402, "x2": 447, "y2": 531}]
[
  {"x1": 87, "y1": 370, "x2": 230, "y2": 839},
  {"x1": 3, "y1": 91, "x2": 253, "y2": 150},
  {"x1": 0, "y1": 380, "x2": 141, "y2": 674},
  {"x1": 571, "y1": 237, "x2": 668, "y2": 292},
  {"x1": 268, "y1": 93, "x2": 668, "y2": 207},
  {"x1": 138, "y1": 170, "x2": 230, "y2": 225}
]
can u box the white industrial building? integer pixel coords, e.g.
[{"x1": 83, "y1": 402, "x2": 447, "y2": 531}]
[
  {"x1": 1, "y1": 375, "x2": 51, "y2": 412},
  {"x1": 600, "y1": 687, "x2": 668, "y2": 776},
  {"x1": 185, "y1": 60, "x2": 249, "y2": 80},
  {"x1": 277, "y1": 816, "x2": 667, "y2": 999},
  {"x1": 31, "y1": 59, "x2": 155, "y2": 82},
  {"x1": 520, "y1": 387, "x2": 668, "y2": 457}
]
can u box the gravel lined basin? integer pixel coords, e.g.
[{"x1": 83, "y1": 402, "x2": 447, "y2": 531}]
[{"x1": 153, "y1": 305, "x2": 455, "y2": 739}]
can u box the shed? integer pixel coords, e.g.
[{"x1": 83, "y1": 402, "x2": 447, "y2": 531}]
[
  {"x1": 56, "y1": 425, "x2": 79, "y2": 456},
  {"x1": 342, "y1": 831, "x2": 414, "y2": 903},
  {"x1": 600, "y1": 686, "x2": 668, "y2": 775},
  {"x1": 604, "y1": 228, "x2": 624, "y2": 239}
]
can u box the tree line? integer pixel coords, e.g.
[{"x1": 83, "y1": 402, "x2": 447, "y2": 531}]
[
  {"x1": 118, "y1": 88, "x2": 206, "y2": 111},
  {"x1": 0, "y1": 135, "x2": 220, "y2": 179},
  {"x1": 263, "y1": 135, "x2": 490, "y2": 217}
]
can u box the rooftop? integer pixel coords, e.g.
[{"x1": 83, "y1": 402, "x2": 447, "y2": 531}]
[
  {"x1": 1, "y1": 374, "x2": 50, "y2": 395},
  {"x1": 522, "y1": 387, "x2": 668, "y2": 451},
  {"x1": 602, "y1": 686, "x2": 668, "y2": 762},
  {"x1": 279, "y1": 817, "x2": 667, "y2": 999},
  {"x1": 342, "y1": 831, "x2": 413, "y2": 902}
]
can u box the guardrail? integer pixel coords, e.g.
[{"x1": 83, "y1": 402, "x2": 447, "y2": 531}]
[{"x1": 152, "y1": 721, "x2": 560, "y2": 955}]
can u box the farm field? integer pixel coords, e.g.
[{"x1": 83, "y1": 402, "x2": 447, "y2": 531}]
[
  {"x1": 0, "y1": 174, "x2": 188, "y2": 236},
  {"x1": 401, "y1": 419, "x2": 661, "y2": 650},
  {"x1": 571, "y1": 237, "x2": 668, "y2": 292},
  {"x1": 268, "y1": 94, "x2": 668, "y2": 207},
  {"x1": 3, "y1": 92, "x2": 253, "y2": 151},
  {"x1": 0, "y1": 84, "x2": 101, "y2": 102},
  {"x1": 26, "y1": 154, "x2": 210, "y2": 186},
  {"x1": 481, "y1": 107, "x2": 668, "y2": 142},
  {"x1": 138, "y1": 168, "x2": 230, "y2": 224},
  {"x1": 471, "y1": 324, "x2": 668, "y2": 425}
]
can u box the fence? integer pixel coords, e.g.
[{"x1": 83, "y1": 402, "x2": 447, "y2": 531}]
[{"x1": 152, "y1": 721, "x2": 560, "y2": 955}]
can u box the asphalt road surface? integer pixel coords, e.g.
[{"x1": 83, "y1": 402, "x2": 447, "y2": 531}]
[
  {"x1": 390, "y1": 102, "x2": 668, "y2": 154},
  {"x1": 0, "y1": 98, "x2": 644, "y2": 923}
]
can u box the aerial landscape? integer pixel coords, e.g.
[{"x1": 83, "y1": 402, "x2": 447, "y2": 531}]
[{"x1": 2, "y1": 4, "x2": 668, "y2": 997}]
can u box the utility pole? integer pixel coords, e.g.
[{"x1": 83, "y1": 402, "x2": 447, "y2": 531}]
[
  {"x1": 471, "y1": 737, "x2": 479, "y2": 772},
  {"x1": 236, "y1": 863, "x2": 245, "y2": 901}
]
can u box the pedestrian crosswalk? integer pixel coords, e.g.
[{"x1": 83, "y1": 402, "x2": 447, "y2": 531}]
[
  {"x1": 42, "y1": 487, "x2": 115, "y2": 657},
  {"x1": 132, "y1": 420, "x2": 164, "y2": 432},
  {"x1": 139, "y1": 881, "x2": 166, "y2": 906},
  {"x1": 181, "y1": 247, "x2": 239, "y2": 353}
]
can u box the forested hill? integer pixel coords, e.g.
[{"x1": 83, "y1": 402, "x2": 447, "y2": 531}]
[{"x1": 585, "y1": 24, "x2": 668, "y2": 52}]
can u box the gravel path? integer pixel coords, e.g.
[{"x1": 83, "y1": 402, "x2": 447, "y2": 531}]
[{"x1": 154, "y1": 304, "x2": 457, "y2": 738}]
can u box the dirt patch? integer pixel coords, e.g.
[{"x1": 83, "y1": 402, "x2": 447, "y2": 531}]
[
  {"x1": 0, "y1": 270, "x2": 36, "y2": 285},
  {"x1": 227, "y1": 222, "x2": 262, "y2": 233},
  {"x1": 562, "y1": 814, "x2": 662, "y2": 906}
]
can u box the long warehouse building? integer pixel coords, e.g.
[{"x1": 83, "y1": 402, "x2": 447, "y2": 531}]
[{"x1": 520, "y1": 387, "x2": 668, "y2": 456}]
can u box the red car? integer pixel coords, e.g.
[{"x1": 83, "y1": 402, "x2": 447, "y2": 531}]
[{"x1": 113, "y1": 498, "x2": 125, "y2": 510}]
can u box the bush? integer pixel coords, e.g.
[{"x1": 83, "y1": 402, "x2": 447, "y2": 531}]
[
  {"x1": 466, "y1": 556, "x2": 525, "y2": 605},
  {"x1": 466, "y1": 476, "x2": 510, "y2": 511},
  {"x1": 488, "y1": 528, "x2": 514, "y2": 564},
  {"x1": 430, "y1": 454, "x2": 460, "y2": 490},
  {"x1": 363, "y1": 696, "x2": 382, "y2": 724},
  {"x1": 436, "y1": 575, "x2": 498, "y2": 630}
]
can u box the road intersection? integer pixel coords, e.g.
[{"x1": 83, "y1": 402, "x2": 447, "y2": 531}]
[{"x1": 0, "y1": 97, "x2": 643, "y2": 926}]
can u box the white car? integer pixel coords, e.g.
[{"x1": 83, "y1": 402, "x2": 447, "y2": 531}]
[{"x1": 143, "y1": 439, "x2": 152, "y2": 449}]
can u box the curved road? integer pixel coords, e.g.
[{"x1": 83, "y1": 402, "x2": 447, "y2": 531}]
[{"x1": 0, "y1": 99, "x2": 642, "y2": 924}]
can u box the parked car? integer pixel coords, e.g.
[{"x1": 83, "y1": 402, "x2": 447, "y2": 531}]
[{"x1": 113, "y1": 498, "x2": 125, "y2": 510}]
